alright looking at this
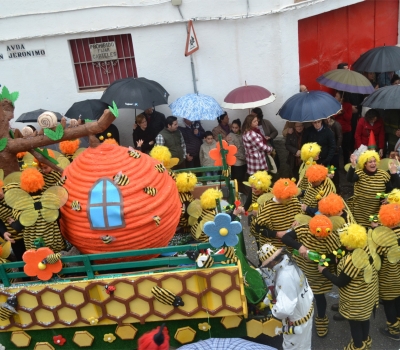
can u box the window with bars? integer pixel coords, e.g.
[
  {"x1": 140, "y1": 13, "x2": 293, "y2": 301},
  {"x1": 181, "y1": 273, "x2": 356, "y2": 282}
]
[{"x1": 69, "y1": 34, "x2": 138, "y2": 91}]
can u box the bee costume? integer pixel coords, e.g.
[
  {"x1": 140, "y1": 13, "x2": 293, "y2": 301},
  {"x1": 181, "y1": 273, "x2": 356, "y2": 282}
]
[
  {"x1": 321, "y1": 224, "x2": 379, "y2": 350},
  {"x1": 252, "y1": 178, "x2": 301, "y2": 248},
  {"x1": 346, "y1": 150, "x2": 400, "y2": 227},
  {"x1": 301, "y1": 164, "x2": 336, "y2": 216},
  {"x1": 298, "y1": 142, "x2": 322, "y2": 191},
  {"x1": 372, "y1": 204, "x2": 400, "y2": 340},
  {"x1": 282, "y1": 214, "x2": 342, "y2": 338},
  {"x1": 4, "y1": 169, "x2": 68, "y2": 253}
]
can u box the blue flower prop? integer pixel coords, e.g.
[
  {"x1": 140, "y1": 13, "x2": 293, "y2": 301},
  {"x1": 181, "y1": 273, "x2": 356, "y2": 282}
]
[{"x1": 203, "y1": 213, "x2": 242, "y2": 248}]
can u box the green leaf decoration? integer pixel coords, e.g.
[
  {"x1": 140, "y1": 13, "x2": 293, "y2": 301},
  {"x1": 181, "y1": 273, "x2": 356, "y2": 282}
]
[
  {"x1": 0, "y1": 86, "x2": 19, "y2": 104},
  {"x1": 33, "y1": 148, "x2": 59, "y2": 165},
  {"x1": 108, "y1": 101, "x2": 119, "y2": 118},
  {"x1": 0, "y1": 138, "x2": 8, "y2": 152},
  {"x1": 9, "y1": 129, "x2": 15, "y2": 139},
  {"x1": 44, "y1": 124, "x2": 64, "y2": 141},
  {"x1": 84, "y1": 119, "x2": 95, "y2": 123}
]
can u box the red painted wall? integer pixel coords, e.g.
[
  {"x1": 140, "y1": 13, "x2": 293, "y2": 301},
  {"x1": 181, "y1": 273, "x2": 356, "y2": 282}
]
[{"x1": 299, "y1": 0, "x2": 399, "y2": 91}]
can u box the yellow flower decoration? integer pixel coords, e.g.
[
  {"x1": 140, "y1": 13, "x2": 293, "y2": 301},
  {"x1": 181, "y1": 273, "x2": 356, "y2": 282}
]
[
  {"x1": 103, "y1": 333, "x2": 116, "y2": 343},
  {"x1": 198, "y1": 322, "x2": 211, "y2": 331},
  {"x1": 88, "y1": 317, "x2": 98, "y2": 325}
]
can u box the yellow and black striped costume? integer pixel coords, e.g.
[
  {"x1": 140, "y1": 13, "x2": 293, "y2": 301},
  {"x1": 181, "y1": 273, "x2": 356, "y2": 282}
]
[
  {"x1": 13, "y1": 194, "x2": 66, "y2": 253},
  {"x1": 191, "y1": 208, "x2": 217, "y2": 242},
  {"x1": 302, "y1": 178, "x2": 336, "y2": 211},
  {"x1": 251, "y1": 197, "x2": 301, "y2": 247},
  {"x1": 337, "y1": 247, "x2": 379, "y2": 320},
  {"x1": 0, "y1": 183, "x2": 24, "y2": 242},
  {"x1": 42, "y1": 171, "x2": 65, "y2": 191},
  {"x1": 347, "y1": 168, "x2": 390, "y2": 227},
  {"x1": 292, "y1": 226, "x2": 340, "y2": 294},
  {"x1": 298, "y1": 176, "x2": 309, "y2": 191},
  {"x1": 178, "y1": 192, "x2": 194, "y2": 233},
  {"x1": 376, "y1": 227, "x2": 400, "y2": 301}
]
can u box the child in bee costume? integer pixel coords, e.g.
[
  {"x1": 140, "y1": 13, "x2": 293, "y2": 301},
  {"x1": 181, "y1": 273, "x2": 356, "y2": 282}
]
[
  {"x1": 187, "y1": 188, "x2": 223, "y2": 242},
  {"x1": 4, "y1": 168, "x2": 68, "y2": 253},
  {"x1": 318, "y1": 224, "x2": 379, "y2": 350},
  {"x1": 298, "y1": 142, "x2": 321, "y2": 191},
  {"x1": 372, "y1": 204, "x2": 400, "y2": 340},
  {"x1": 252, "y1": 178, "x2": 301, "y2": 249},
  {"x1": 301, "y1": 164, "x2": 336, "y2": 217},
  {"x1": 170, "y1": 172, "x2": 197, "y2": 247},
  {"x1": 241, "y1": 171, "x2": 272, "y2": 214},
  {"x1": 281, "y1": 214, "x2": 342, "y2": 337},
  {"x1": 261, "y1": 244, "x2": 314, "y2": 350}
]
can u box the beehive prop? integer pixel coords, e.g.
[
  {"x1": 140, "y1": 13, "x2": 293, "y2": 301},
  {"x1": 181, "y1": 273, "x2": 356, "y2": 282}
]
[{"x1": 60, "y1": 143, "x2": 181, "y2": 257}]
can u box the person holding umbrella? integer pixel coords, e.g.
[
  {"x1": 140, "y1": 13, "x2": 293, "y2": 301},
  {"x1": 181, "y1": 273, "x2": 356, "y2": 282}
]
[
  {"x1": 302, "y1": 119, "x2": 336, "y2": 167},
  {"x1": 142, "y1": 107, "x2": 166, "y2": 136}
]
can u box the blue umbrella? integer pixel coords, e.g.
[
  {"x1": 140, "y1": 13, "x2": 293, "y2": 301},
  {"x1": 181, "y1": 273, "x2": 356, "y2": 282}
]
[
  {"x1": 169, "y1": 93, "x2": 224, "y2": 121},
  {"x1": 178, "y1": 338, "x2": 277, "y2": 350},
  {"x1": 277, "y1": 91, "x2": 341, "y2": 122}
]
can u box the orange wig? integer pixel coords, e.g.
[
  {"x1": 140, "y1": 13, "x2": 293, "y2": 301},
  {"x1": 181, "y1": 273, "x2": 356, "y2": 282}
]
[
  {"x1": 59, "y1": 139, "x2": 80, "y2": 155},
  {"x1": 318, "y1": 193, "x2": 345, "y2": 216},
  {"x1": 21, "y1": 168, "x2": 45, "y2": 193},
  {"x1": 309, "y1": 215, "x2": 333, "y2": 237},
  {"x1": 272, "y1": 178, "x2": 298, "y2": 200},
  {"x1": 0, "y1": 179, "x2": 4, "y2": 187},
  {"x1": 379, "y1": 203, "x2": 400, "y2": 228},
  {"x1": 103, "y1": 138, "x2": 119, "y2": 145},
  {"x1": 16, "y1": 151, "x2": 27, "y2": 159},
  {"x1": 305, "y1": 164, "x2": 328, "y2": 183}
]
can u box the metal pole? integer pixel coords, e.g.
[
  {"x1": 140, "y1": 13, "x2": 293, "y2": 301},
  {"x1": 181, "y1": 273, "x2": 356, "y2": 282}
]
[{"x1": 178, "y1": 6, "x2": 198, "y2": 94}]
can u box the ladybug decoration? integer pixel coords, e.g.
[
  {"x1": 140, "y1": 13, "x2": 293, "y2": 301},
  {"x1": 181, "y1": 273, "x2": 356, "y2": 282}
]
[{"x1": 105, "y1": 285, "x2": 116, "y2": 296}]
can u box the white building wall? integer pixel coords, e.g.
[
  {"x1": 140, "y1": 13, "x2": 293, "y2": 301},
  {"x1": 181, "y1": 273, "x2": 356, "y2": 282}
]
[{"x1": 0, "y1": 0, "x2": 364, "y2": 146}]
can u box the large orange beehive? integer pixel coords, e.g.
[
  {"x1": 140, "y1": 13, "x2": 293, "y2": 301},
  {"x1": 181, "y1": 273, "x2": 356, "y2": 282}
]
[{"x1": 60, "y1": 143, "x2": 181, "y2": 257}]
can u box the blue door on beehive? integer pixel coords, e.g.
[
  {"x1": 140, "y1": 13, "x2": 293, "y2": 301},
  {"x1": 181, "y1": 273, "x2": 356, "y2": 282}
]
[{"x1": 87, "y1": 178, "x2": 125, "y2": 230}]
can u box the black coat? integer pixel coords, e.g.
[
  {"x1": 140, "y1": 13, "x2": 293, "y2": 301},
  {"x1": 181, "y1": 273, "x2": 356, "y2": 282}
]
[
  {"x1": 178, "y1": 124, "x2": 204, "y2": 158},
  {"x1": 302, "y1": 125, "x2": 336, "y2": 166},
  {"x1": 285, "y1": 131, "x2": 303, "y2": 169},
  {"x1": 144, "y1": 110, "x2": 166, "y2": 136},
  {"x1": 133, "y1": 127, "x2": 155, "y2": 154}
]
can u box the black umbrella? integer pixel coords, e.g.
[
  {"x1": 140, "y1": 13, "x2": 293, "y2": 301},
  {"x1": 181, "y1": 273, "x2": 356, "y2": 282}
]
[
  {"x1": 65, "y1": 99, "x2": 109, "y2": 120},
  {"x1": 16, "y1": 109, "x2": 63, "y2": 123},
  {"x1": 352, "y1": 45, "x2": 400, "y2": 73},
  {"x1": 362, "y1": 85, "x2": 400, "y2": 109},
  {"x1": 100, "y1": 77, "x2": 169, "y2": 110}
]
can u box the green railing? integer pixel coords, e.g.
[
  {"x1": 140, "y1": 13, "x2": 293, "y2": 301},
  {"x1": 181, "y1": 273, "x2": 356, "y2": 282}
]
[{"x1": 0, "y1": 242, "x2": 230, "y2": 287}]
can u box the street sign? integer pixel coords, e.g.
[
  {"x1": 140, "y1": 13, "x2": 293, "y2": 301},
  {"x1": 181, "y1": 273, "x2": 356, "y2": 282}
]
[{"x1": 185, "y1": 20, "x2": 199, "y2": 56}]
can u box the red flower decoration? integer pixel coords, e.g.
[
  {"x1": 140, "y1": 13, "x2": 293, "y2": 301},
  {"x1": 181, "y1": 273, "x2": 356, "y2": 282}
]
[
  {"x1": 209, "y1": 140, "x2": 237, "y2": 166},
  {"x1": 53, "y1": 335, "x2": 66, "y2": 346},
  {"x1": 23, "y1": 248, "x2": 62, "y2": 281}
]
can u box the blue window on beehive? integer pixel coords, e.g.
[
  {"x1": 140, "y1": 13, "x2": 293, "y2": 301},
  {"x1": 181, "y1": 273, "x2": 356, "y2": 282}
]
[{"x1": 87, "y1": 178, "x2": 125, "y2": 230}]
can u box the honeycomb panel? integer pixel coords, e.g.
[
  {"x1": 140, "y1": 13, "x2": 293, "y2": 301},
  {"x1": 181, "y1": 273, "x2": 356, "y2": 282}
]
[
  {"x1": 11, "y1": 330, "x2": 31, "y2": 347},
  {"x1": 34, "y1": 342, "x2": 55, "y2": 350},
  {"x1": 185, "y1": 275, "x2": 204, "y2": 295},
  {"x1": 63, "y1": 288, "x2": 85, "y2": 306},
  {"x1": 57, "y1": 307, "x2": 78, "y2": 324},
  {"x1": 115, "y1": 324, "x2": 138, "y2": 340},
  {"x1": 201, "y1": 291, "x2": 222, "y2": 314},
  {"x1": 137, "y1": 279, "x2": 159, "y2": 298},
  {"x1": 35, "y1": 309, "x2": 55, "y2": 326},
  {"x1": 161, "y1": 278, "x2": 183, "y2": 294},
  {"x1": 18, "y1": 292, "x2": 39, "y2": 310},
  {"x1": 41, "y1": 291, "x2": 62, "y2": 308},
  {"x1": 113, "y1": 282, "x2": 134, "y2": 300},
  {"x1": 0, "y1": 318, "x2": 11, "y2": 329},
  {"x1": 105, "y1": 300, "x2": 127, "y2": 318},
  {"x1": 210, "y1": 272, "x2": 232, "y2": 292},
  {"x1": 221, "y1": 315, "x2": 242, "y2": 329},
  {"x1": 88, "y1": 284, "x2": 108, "y2": 303},
  {"x1": 153, "y1": 299, "x2": 174, "y2": 318},
  {"x1": 179, "y1": 294, "x2": 199, "y2": 315},
  {"x1": 225, "y1": 289, "x2": 242, "y2": 309},
  {"x1": 128, "y1": 298, "x2": 150, "y2": 318},
  {"x1": 79, "y1": 302, "x2": 103, "y2": 321},
  {"x1": 73, "y1": 331, "x2": 94, "y2": 347},
  {"x1": 16, "y1": 310, "x2": 33, "y2": 327}
]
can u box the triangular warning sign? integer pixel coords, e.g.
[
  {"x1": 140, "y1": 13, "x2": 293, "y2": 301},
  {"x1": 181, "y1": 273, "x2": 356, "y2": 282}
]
[{"x1": 185, "y1": 20, "x2": 199, "y2": 56}]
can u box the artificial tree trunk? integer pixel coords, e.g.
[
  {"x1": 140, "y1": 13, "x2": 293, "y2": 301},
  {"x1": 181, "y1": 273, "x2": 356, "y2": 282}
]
[{"x1": 0, "y1": 108, "x2": 115, "y2": 176}]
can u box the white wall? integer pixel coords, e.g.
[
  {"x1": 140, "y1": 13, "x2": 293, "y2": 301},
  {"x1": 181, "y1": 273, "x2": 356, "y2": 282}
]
[{"x1": 1, "y1": 0, "x2": 365, "y2": 147}]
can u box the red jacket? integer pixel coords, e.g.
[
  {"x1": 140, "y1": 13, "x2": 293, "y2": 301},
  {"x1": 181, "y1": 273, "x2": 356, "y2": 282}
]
[
  {"x1": 354, "y1": 117, "x2": 385, "y2": 150},
  {"x1": 334, "y1": 102, "x2": 352, "y2": 133}
]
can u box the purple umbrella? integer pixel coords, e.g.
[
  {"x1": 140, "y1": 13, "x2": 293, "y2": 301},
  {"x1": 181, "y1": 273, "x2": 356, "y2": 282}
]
[{"x1": 316, "y1": 69, "x2": 374, "y2": 94}]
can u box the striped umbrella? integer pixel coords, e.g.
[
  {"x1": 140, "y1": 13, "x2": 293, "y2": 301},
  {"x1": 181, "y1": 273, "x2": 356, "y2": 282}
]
[
  {"x1": 178, "y1": 338, "x2": 277, "y2": 350},
  {"x1": 316, "y1": 69, "x2": 374, "y2": 94},
  {"x1": 169, "y1": 93, "x2": 224, "y2": 121}
]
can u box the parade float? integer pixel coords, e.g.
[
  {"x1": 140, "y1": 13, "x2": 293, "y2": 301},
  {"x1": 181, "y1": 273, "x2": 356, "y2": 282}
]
[{"x1": 0, "y1": 93, "x2": 278, "y2": 349}]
